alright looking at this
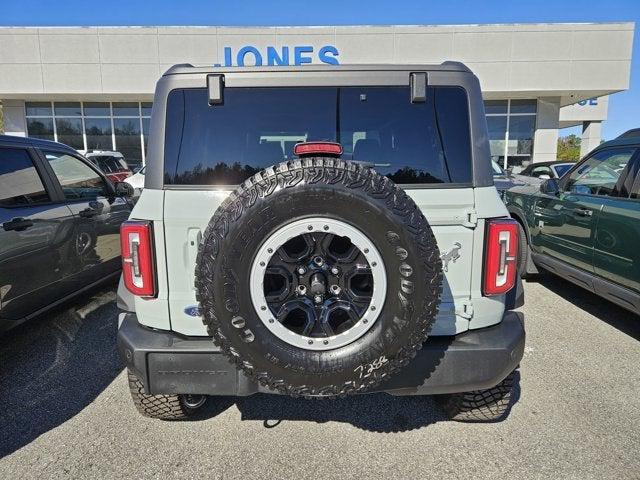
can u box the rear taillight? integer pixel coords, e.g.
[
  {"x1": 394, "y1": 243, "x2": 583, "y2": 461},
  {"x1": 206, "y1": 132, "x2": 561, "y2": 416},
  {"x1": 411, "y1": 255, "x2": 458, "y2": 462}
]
[
  {"x1": 483, "y1": 219, "x2": 519, "y2": 296},
  {"x1": 120, "y1": 220, "x2": 156, "y2": 297}
]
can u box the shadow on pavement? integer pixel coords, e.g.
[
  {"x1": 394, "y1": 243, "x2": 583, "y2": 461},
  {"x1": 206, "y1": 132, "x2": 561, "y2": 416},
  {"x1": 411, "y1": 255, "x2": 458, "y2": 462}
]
[
  {"x1": 204, "y1": 370, "x2": 522, "y2": 432},
  {"x1": 532, "y1": 273, "x2": 640, "y2": 341},
  {"x1": 232, "y1": 392, "x2": 447, "y2": 432},
  {"x1": 0, "y1": 283, "x2": 122, "y2": 458}
]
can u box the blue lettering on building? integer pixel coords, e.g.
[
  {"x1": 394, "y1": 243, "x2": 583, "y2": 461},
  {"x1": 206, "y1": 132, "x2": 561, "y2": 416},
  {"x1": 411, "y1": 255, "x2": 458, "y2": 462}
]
[
  {"x1": 578, "y1": 97, "x2": 598, "y2": 106},
  {"x1": 267, "y1": 46, "x2": 289, "y2": 65},
  {"x1": 318, "y1": 46, "x2": 340, "y2": 65},
  {"x1": 236, "y1": 46, "x2": 263, "y2": 66},
  {"x1": 215, "y1": 45, "x2": 340, "y2": 67},
  {"x1": 294, "y1": 45, "x2": 314, "y2": 65}
]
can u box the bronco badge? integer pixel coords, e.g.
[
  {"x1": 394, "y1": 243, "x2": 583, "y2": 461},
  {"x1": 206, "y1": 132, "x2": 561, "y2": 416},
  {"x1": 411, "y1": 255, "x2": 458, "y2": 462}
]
[{"x1": 440, "y1": 242, "x2": 462, "y2": 272}]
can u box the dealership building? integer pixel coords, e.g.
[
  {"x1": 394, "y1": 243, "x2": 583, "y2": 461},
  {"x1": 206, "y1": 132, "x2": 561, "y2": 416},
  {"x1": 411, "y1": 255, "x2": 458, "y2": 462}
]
[{"x1": 0, "y1": 22, "x2": 634, "y2": 170}]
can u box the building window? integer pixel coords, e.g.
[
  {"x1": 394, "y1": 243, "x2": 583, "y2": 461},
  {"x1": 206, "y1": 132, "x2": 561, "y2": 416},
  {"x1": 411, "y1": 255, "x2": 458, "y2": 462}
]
[
  {"x1": 26, "y1": 118, "x2": 55, "y2": 141},
  {"x1": 484, "y1": 99, "x2": 537, "y2": 170},
  {"x1": 25, "y1": 102, "x2": 52, "y2": 117},
  {"x1": 55, "y1": 118, "x2": 84, "y2": 150},
  {"x1": 83, "y1": 102, "x2": 110, "y2": 117},
  {"x1": 114, "y1": 118, "x2": 142, "y2": 165},
  {"x1": 54, "y1": 102, "x2": 82, "y2": 117},
  {"x1": 25, "y1": 101, "x2": 152, "y2": 169},
  {"x1": 85, "y1": 118, "x2": 113, "y2": 151}
]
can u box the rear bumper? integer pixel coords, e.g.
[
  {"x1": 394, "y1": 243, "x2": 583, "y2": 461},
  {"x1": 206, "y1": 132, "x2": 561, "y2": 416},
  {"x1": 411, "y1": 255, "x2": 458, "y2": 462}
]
[{"x1": 118, "y1": 311, "x2": 525, "y2": 396}]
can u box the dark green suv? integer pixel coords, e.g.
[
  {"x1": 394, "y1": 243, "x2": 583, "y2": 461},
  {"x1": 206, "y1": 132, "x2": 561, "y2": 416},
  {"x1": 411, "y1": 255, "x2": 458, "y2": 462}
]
[{"x1": 505, "y1": 130, "x2": 640, "y2": 314}]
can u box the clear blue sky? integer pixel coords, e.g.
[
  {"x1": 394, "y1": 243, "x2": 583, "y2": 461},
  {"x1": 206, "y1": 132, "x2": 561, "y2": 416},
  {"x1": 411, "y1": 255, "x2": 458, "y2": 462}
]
[{"x1": 2, "y1": 0, "x2": 638, "y2": 140}]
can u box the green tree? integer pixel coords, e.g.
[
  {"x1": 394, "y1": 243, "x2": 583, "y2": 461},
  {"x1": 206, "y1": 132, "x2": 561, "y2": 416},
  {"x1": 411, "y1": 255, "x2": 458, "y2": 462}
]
[{"x1": 557, "y1": 134, "x2": 581, "y2": 161}]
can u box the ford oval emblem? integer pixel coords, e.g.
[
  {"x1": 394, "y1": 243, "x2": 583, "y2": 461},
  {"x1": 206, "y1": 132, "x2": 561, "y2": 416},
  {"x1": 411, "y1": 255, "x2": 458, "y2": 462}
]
[{"x1": 184, "y1": 305, "x2": 202, "y2": 317}]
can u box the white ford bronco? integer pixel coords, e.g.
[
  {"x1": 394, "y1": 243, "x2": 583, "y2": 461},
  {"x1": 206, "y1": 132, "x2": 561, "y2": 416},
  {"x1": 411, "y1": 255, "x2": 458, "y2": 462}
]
[{"x1": 117, "y1": 63, "x2": 525, "y2": 421}]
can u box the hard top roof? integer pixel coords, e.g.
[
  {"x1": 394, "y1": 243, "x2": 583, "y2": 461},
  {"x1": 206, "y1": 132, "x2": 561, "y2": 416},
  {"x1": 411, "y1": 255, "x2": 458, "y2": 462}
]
[{"x1": 163, "y1": 61, "x2": 471, "y2": 76}]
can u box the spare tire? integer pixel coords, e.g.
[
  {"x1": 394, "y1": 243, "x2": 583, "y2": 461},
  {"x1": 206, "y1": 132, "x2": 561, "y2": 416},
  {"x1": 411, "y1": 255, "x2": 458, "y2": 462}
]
[{"x1": 195, "y1": 158, "x2": 442, "y2": 397}]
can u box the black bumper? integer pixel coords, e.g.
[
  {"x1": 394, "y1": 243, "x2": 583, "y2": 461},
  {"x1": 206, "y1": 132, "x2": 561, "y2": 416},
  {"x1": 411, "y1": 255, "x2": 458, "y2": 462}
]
[{"x1": 118, "y1": 311, "x2": 525, "y2": 396}]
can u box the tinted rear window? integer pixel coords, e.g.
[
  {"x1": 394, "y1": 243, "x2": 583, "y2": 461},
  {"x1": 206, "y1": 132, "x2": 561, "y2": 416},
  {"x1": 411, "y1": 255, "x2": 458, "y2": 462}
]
[
  {"x1": 93, "y1": 156, "x2": 127, "y2": 173},
  {"x1": 163, "y1": 86, "x2": 472, "y2": 186}
]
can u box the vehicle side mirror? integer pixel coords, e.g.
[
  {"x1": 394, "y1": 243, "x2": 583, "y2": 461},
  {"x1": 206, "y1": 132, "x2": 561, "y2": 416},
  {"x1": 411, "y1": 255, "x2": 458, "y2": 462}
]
[
  {"x1": 540, "y1": 178, "x2": 560, "y2": 195},
  {"x1": 538, "y1": 174, "x2": 551, "y2": 180},
  {"x1": 114, "y1": 181, "x2": 134, "y2": 198}
]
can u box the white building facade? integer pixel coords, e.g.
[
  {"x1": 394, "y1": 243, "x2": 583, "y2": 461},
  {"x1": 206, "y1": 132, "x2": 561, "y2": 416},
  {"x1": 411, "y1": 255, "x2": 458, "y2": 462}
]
[{"x1": 0, "y1": 22, "x2": 634, "y2": 170}]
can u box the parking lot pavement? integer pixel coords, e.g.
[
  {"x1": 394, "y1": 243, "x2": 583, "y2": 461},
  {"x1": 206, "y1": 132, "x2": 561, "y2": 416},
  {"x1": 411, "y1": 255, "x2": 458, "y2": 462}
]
[{"x1": 0, "y1": 274, "x2": 639, "y2": 480}]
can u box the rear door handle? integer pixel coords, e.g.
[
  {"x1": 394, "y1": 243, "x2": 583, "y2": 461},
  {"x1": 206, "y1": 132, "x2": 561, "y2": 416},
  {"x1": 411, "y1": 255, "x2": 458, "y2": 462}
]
[
  {"x1": 574, "y1": 208, "x2": 593, "y2": 217},
  {"x1": 79, "y1": 208, "x2": 98, "y2": 218},
  {"x1": 3, "y1": 217, "x2": 34, "y2": 231}
]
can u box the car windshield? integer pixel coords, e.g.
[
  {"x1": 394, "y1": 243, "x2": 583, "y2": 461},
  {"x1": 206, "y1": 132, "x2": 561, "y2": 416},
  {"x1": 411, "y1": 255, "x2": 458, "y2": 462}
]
[
  {"x1": 163, "y1": 86, "x2": 472, "y2": 186},
  {"x1": 552, "y1": 163, "x2": 572, "y2": 177}
]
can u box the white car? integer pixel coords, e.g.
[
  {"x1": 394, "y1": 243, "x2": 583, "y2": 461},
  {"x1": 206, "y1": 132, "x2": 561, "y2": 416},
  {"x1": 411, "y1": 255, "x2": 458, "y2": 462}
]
[{"x1": 124, "y1": 166, "x2": 145, "y2": 196}]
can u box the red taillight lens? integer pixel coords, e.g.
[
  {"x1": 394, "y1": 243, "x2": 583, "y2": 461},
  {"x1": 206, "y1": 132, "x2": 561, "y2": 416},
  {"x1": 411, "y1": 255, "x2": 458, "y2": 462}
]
[
  {"x1": 293, "y1": 142, "x2": 343, "y2": 156},
  {"x1": 120, "y1": 220, "x2": 156, "y2": 297},
  {"x1": 483, "y1": 219, "x2": 519, "y2": 296}
]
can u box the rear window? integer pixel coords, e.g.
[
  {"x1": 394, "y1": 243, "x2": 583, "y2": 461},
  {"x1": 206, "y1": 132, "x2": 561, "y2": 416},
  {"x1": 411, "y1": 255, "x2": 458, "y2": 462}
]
[
  {"x1": 92, "y1": 156, "x2": 127, "y2": 173},
  {"x1": 163, "y1": 86, "x2": 472, "y2": 186}
]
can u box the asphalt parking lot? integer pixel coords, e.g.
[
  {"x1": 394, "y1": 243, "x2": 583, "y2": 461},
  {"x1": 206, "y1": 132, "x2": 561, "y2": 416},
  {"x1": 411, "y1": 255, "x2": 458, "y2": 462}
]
[{"x1": 1, "y1": 274, "x2": 639, "y2": 480}]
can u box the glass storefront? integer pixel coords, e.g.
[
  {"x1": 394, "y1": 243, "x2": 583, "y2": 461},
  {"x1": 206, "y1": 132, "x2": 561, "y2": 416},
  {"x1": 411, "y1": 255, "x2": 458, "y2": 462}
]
[
  {"x1": 25, "y1": 101, "x2": 152, "y2": 169},
  {"x1": 484, "y1": 99, "x2": 537, "y2": 170}
]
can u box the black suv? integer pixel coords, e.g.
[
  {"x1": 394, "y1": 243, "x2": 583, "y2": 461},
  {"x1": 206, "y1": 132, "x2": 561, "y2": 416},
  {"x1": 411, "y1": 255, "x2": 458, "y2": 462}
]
[{"x1": 0, "y1": 135, "x2": 133, "y2": 331}]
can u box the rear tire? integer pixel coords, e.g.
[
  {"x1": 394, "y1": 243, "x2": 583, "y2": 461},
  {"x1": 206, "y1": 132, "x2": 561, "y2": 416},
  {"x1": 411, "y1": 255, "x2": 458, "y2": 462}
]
[
  {"x1": 437, "y1": 369, "x2": 517, "y2": 422},
  {"x1": 127, "y1": 370, "x2": 206, "y2": 420}
]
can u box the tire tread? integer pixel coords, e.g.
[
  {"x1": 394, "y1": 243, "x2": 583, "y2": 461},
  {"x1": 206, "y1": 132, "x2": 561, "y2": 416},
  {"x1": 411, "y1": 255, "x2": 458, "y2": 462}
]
[
  {"x1": 195, "y1": 158, "x2": 442, "y2": 398},
  {"x1": 439, "y1": 370, "x2": 516, "y2": 422},
  {"x1": 127, "y1": 370, "x2": 195, "y2": 420}
]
